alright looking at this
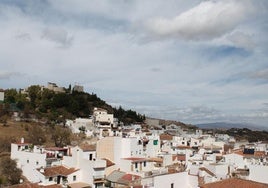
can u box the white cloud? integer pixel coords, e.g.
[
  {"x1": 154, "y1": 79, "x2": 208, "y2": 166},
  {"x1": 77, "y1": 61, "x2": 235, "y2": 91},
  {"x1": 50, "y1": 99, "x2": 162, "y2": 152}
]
[
  {"x1": 0, "y1": 0, "x2": 268, "y2": 127},
  {"x1": 145, "y1": 0, "x2": 254, "y2": 40}
]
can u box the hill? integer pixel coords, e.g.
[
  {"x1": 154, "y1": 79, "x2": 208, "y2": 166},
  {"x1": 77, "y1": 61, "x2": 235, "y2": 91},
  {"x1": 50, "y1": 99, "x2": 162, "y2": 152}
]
[{"x1": 2, "y1": 85, "x2": 145, "y2": 125}]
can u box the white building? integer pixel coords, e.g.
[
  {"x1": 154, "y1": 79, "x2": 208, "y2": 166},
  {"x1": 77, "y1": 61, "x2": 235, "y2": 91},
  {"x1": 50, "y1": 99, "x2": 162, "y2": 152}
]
[{"x1": 0, "y1": 91, "x2": 4, "y2": 101}]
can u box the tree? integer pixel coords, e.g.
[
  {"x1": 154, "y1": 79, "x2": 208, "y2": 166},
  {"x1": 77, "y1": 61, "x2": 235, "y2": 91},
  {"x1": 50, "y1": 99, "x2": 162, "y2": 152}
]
[
  {"x1": 51, "y1": 126, "x2": 71, "y2": 147},
  {"x1": 0, "y1": 156, "x2": 22, "y2": 186},
  {"x1": 27, "y1": 85, "x2": 41, "y2": 108},
  {"x1": 4, "y1": 89, "x2": 17, "y2": 103},
  {"x1": 28, "y1": 125, "x2": 46, "y2": 145}
]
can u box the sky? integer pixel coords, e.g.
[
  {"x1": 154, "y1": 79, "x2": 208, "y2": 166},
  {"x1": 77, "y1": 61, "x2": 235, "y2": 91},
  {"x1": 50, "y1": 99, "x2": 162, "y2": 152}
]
[{"x1": 0, "y1": 0, "x2": 268, "y2": 127}]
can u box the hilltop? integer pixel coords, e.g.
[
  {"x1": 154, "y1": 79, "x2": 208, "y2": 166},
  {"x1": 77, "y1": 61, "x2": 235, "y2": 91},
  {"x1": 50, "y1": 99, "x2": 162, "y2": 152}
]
[{"x1": 1, "y1": 83, "x2": 145, "y2": 125}]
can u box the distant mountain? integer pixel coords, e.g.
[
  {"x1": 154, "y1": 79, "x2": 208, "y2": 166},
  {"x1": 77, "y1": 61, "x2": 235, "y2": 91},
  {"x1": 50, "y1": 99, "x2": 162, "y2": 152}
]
[{"x1": 196, "y1": 122, "x2": 268, "y2": 131}]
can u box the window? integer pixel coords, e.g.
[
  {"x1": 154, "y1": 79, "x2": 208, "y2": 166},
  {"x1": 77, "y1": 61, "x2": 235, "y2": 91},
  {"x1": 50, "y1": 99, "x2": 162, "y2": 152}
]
[
  {"x1": 135, "y1": 163, "x2": 138, "y2": 169},
  {"x1": 36, "y1": 161, "x2": 39, "y2": 165},
  {"x1": 27, "y1": 159, "x2": 29, "y2": 163},
  {"x1": 49, "y1": 177, "x2": 53, "y2": 181},
  {"x1": 73, "y1": 175, "x2": 76, "y2": 181},
  {"x1": 143, "y1": 161, "x2": 146, "y2": 167},
  {"x1": 89, "y1": 153, "x2": 93, "y2": 160},
  {"x1": 171, "y1": 183, "x2": 174, "y2": 188}
]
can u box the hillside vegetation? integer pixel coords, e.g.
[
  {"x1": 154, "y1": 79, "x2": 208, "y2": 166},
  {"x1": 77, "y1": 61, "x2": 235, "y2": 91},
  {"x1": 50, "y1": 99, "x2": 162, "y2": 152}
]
[{"x1": 2, "y1": 85, "x2": 145, "y2": 125}]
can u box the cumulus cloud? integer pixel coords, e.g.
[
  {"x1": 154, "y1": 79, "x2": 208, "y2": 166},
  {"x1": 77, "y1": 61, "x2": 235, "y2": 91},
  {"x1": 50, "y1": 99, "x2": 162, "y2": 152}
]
[{"x1": 145, "y1": 0, "x2": 253, "y2": 40}]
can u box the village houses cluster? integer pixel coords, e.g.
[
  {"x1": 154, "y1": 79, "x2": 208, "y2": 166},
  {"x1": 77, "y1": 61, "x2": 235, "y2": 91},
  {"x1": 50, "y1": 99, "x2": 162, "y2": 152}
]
[
  {"x1": 10, "y1": 108, "x2": 268, "y2": 188},
  {"x1": 2, "y1": 84, "x2": 268, "y2": 187}
]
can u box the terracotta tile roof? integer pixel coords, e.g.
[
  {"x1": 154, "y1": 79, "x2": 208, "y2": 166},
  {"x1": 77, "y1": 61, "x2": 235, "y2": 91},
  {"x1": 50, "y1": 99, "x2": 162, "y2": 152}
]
[
  {"x1": 45, "y1": 147, "x2": 68, "y2": 151},
  {"x1": 175, "y1": 145, "x2": 191, "y2": 149},
  {"x1": 200, "y1": 178, "x2": 268, "y2": 188},
  {"x1": 160, "y1": 134, "x2": 173, "y2": 141},
  {"x1": 67, "y1": 182, "x2": 92, "y2": 188},
  {"x1": 42, "y1": 185, "x2": 62, "y2": 188},
  {"x1": 234, "y1": 150, "x2": 267, "y2": 158},
  {"x1": 172, "y1": 154, "x2": 186, "y2": 161},
  {"x1": 102, "y1": 158, "x2": 115, "y2": 167},
  {"x1": 13, "y1": 142, "x2": 31, "y2": 146},
  {"x1": 148, "y1": 157, "x2": 163, "y2": 163},
  {"x1": 122, "y1": 157, "x2": 146, "y2": 162},
  {"x1": 117, "y1": 174, "x2": 141, "y2": 185},
  {"x1": 121, "y1": 174, "x2": 141, "y2": 181},
  {"x1": 254, "y1": 151, "x2": 266, "y2": 157},
  {"x1": 9, "y1": 183, "x2": 62, "y2": 188},
  {"x1": 199, "y1": 167, "x2": 216, "y2": 177},
  {"x1": 39, "y1": 165, "x2": 78, "y2": 177}
]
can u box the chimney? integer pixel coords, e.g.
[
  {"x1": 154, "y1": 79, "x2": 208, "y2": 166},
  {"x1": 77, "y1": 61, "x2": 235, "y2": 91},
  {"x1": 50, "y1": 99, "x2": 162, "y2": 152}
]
[{"x1": 21, "y1": 137, "x2": 24, "y2": 144}]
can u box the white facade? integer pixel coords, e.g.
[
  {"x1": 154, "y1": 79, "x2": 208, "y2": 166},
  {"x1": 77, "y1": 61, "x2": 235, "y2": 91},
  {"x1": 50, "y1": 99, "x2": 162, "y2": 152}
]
[
  {"x1": 63, "y1": 146, "x2": 106, "y2": 187},
  {"x1": 93, "y1": 108, "x2": 114, "y2": 129},
  {"x1": 152, "y1": 172, "x2": 198, "y2": 188},
  {"x1": 0, "y1": 91, "x2": 4, "y2": 101}
]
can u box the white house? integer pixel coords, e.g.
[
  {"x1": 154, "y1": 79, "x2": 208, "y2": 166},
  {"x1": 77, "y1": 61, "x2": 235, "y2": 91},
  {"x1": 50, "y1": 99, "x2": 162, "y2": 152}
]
[
  {"x1": 146, "y1": 171, "x2": 198, "y2": 188},
  {"x1": 0, "y1": 91, "x2": 4, "y2": 101}
]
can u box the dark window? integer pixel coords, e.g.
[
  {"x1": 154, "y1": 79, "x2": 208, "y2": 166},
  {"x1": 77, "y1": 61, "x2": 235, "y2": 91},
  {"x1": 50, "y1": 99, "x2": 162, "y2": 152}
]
[
  {"x1": 49, "y1": 177, "x2": 53, "y2": 181},
  {"x1": 135, "y1": 163, "x2": 138, "y2": 169},
  {"x1": 144, "y1": 161, "x2": 146, "y2": 167},
  {"x1": 89, "y1": 153, "x2": 93, "y2": 160},
  {"x1": 73, "y1": 175, "x2": 76, "y2": 181},
  {"x1": 171, "y1": 183, "x2": 174, "y2": 188}
]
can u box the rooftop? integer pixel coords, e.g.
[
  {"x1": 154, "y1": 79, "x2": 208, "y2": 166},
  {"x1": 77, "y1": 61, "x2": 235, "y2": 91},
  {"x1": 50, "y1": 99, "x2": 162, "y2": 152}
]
[
  {"x1": 200, "y1": 178, "x2": 268, "y2": 188},
  {"x1": 38, "y1": 165, "x2": 78, "y2": 177}
]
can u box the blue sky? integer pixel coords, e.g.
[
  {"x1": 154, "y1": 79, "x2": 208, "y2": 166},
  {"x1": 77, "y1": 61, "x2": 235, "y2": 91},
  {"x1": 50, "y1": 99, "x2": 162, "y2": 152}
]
[{"x1": 1, "y1": 0, "x2": 268, "y2": 127}]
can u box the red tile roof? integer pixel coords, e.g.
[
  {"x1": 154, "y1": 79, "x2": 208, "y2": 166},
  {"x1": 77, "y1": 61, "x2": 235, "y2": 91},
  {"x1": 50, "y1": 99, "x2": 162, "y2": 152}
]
[
  {"x1": 175, "y1": 145, "x2": 191, "y2": 149},
  {"x1": 160, "y1": 134, "x2": 173, "y2": 141},
  {"x1": 234, "y1": 150, "x2": 267, "y2": 158},
  {"x1": 9, "y1": 183, "x2": 62, "y2": 188},
  {"x1": 39, "y1": 165, "x2": 78, "y2": 177},
  {"x1": 122, "y1": 157, "x2": 146, "y2": 162},
  {"x1": 45, "y1": 147, "x2": 68, "y2": 151},
  {"x1": 199, "y1": 167, "x2": 216, "y2": 177},
  {"x1": 172, "y1": 154, "x2": 186, "y2": 161},
  {"x1": 121, "y1": 174, "x2": 141, "y2": 181},
  {"x1": 102, "y1": 158, "x2": 115, "y2": 167},
  {"x1": 118, "y1": 174, "x2": 141, "y2": 185},
  {"x1": 200, "y1": 178, "x2": 268, "y2": 188}
]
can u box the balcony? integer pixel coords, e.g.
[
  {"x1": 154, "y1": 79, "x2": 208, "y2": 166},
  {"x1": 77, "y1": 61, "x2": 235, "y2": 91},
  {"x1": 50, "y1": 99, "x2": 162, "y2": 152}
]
[{"x1": 93, "y1": 175, "x2": 105, "y2": 183}]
